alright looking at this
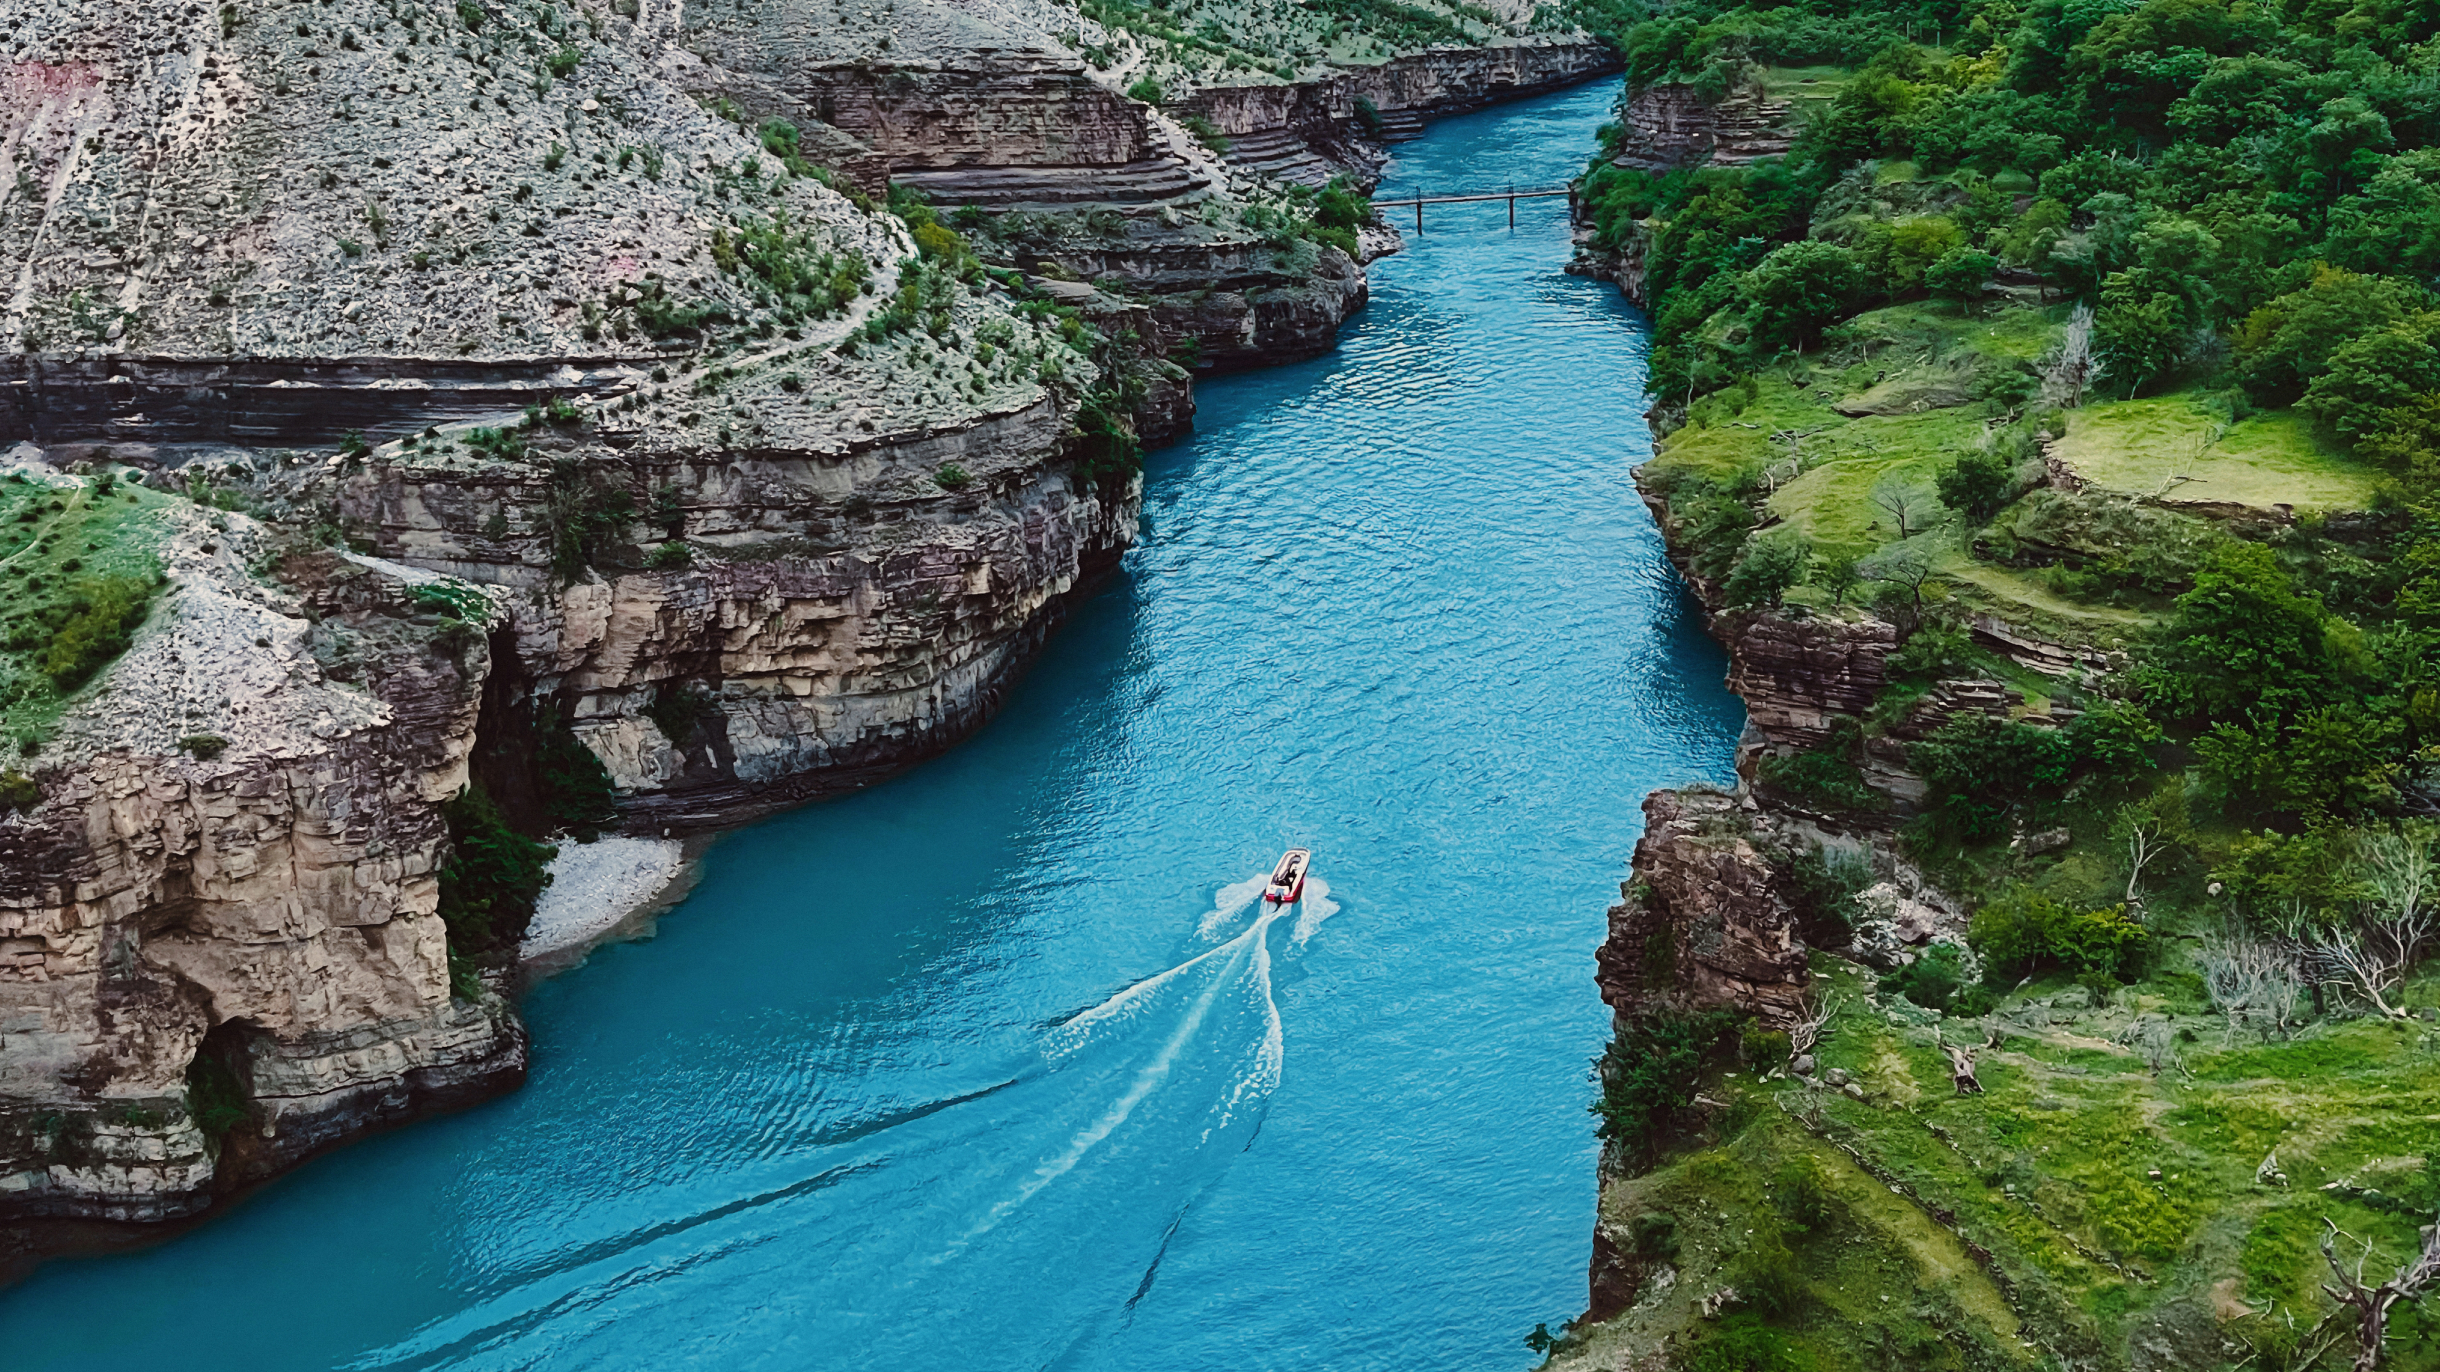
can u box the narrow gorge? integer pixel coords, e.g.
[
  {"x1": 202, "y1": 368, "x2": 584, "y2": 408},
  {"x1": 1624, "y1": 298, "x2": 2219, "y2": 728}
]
[{"x1": 0, "y1": 0, "x2": 1676, "y2": 1356}]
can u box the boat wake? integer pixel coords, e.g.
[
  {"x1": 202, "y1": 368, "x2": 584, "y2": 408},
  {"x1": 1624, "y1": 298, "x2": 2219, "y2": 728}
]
[{"x1": 354, "y1": 872, "x2": 1327, "y2": 1370}]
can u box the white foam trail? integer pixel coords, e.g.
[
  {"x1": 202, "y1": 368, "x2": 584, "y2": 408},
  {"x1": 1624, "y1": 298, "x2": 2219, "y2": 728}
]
[
  {"x1": 1046, "y1": 915, "x2": 1265, "y2": 1061},
  {"x1": 953, "y1": 913, "x2": 1283, "y2": 1251},
  {"x1": 1291, "y1": 877, "x2": 1339, "y2": 949},
  {"x1": 1196, "y1": 872, "x2": 1274, "y2": 940}
]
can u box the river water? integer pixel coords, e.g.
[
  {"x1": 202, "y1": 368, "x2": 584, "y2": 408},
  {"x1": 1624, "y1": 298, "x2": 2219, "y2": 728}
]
[{"x1": 5, "y1": 77, "x2": 1741, "y2": 1371}]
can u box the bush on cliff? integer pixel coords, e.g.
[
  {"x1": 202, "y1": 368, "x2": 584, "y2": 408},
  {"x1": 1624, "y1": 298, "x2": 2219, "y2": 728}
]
[
  {"x1": 1968, "y1": 889, "x2": 2149, "y2": 986},
  {"x1": 1591, "y1": 1010, "x2": 1736, "y2": 1172},
  {"x1": 1722, "y1": 532, "x2": 1810, "y2": 608},
  {"x1": 25, "y1": 573, "x2": 158, "y2": 691},
  {"x1": 437, "y1": 782, "x2": 556, "y2": 963},
  {"x1": 537, "y1": 703, "x2": 620, "y2": 843}
]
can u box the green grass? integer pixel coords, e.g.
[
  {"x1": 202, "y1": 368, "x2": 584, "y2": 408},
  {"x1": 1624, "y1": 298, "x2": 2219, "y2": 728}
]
[
  {"x1": 0, "y1": 473, "x2": 173, "y2": 747},
  {"x1": 1570, "y1": 956, "x2": 2440, "y2": 1370},
  {"x1": 2053, "y1": 395, "x2": 2381, "y2": 513}
]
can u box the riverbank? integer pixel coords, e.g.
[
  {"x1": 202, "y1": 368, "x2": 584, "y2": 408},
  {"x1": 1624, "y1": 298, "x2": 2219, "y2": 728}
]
[{"x1": 3, "y1": 77, "x2": 1741, "y2": 1370}]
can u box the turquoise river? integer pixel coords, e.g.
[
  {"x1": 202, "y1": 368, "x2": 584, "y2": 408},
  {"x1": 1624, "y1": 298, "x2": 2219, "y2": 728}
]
[{"x1": 4, "y1": 77, "x2": 1743, "y2": 1371}]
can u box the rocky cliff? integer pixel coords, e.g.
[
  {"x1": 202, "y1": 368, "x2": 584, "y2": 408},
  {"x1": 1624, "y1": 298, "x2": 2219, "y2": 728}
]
[
  {"x1": 0, "y1": 493, "x2": 521, "y2": 1256},
  {"x1": 1604, "y1": 82, "x2": 1794, "y2": 173}
]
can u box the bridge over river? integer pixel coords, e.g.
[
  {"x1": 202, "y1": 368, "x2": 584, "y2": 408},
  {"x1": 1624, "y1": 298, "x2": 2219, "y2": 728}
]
[{"x1": 1370, "y1": 181, "x2": 1573, "y2": 229}]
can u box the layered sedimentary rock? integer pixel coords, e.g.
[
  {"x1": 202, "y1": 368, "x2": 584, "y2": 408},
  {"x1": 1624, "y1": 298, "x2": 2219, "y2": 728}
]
[
  {"x1": 1606, "y1": 82, "x2": 1795, "y2": 172},
  {"x1": 342, "y1": 385, "x2": 1138, "y2": 830},
  {"x1": 1596, "y1": 788, "x2": 1808, "y2": 1031},
  {"x1": 0, "y1": 510, "x2": 521, "y2": 1237},
  {"x1": 1176, "y1": 42, "x2": 1624, "y2": 187}
]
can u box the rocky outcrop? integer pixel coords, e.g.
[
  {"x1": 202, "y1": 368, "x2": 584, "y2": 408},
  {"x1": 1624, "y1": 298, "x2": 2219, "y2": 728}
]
[
  {"x1": 0, "y1": 514, "x2": 522, "y2": 1242},
  {"x1": 341, "y1": 392, "x2": 1138, "y2": 831},
  {"x1": 1606, "y1": 82, "x2": 1795, "y2": 172},
  {"x1": 1720, "y1": 611, "x2": 1895, "y2": 755},
  {"x1": 1176, "y1": 41, "x2": 1623, "y2": 188},
  {"x1": 1596, "y1": 789, "x2": 1808, "y2": 1032}
]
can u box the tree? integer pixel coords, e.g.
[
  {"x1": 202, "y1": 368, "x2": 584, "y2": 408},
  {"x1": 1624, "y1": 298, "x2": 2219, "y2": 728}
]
[
  {"x1": 1934, "y1": 449, "x2": 2017, "y2": 521},
  {"x1": 2094, "y1": 273, "x2": 2189, "y2": 395},
  {"x1": 1868, "y1": 479, "x2": 1938, "y2": 538},
  {"x1": 2139, "y1": 541, "x2": 2335, "y2": 724},
  {"x1": 2234, "y1": 267, "x2": 2417, "y2": 404},
  {"x1": 1925, "y1": 248, "x2": 1998, "y2": 307},
  {"x1": 1723, "y1": 533, "x2": 1811, "y2": 608},
  {"x1": 2304, "y1": 326, "x2": 2440, "y2": 443},
  {"x1": 1740, "y1": 240, "x2": 1862, "y2": 349},
  {"x1": 1816, "y1": 550, "x2": 1863, "y2": 609},
  {"x1": 1860, "y1": 544, "x2": 1937, "y2": 630}
]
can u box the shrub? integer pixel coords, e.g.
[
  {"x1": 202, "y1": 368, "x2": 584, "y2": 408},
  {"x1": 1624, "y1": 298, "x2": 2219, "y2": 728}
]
[
  {"x1": 1969, "y1": 890, "x2": 2148, "y2": 984},
  {"x1": 0, "y1": 768, "x2": 36, "y2": 811},
  {"x1": 184, "y1": 1052, "x2": 249, "y2": 1145},
  {"x1": 1629, "y1": 1210, "x2": 1680, "y2": 1259},
  {"x1": 1723, "y1": 533, "x2": 1811, "y2": 608},
  {"x1": 1934, "y1": 448, "x2": 2017, "y2": 521},
  {"x1": 647, "y1": 540, "x2": 692, "y2": 570},
  {"x1": 37, "y1": 574, "x2": 157, "y2": 690},
  {"x1": 1879, "y1": 942, "x2": 1986, "y2": 1014},
  {"x1": 1590, "y1": 1010, "x2": 1735, "y2": 1171},
  {"x1": 1179, "y1": 115, "x2": 1230, "y2": 154},
  {"x1": 536, "y1": 704, "x2": 619, "y2": 841},
  {"x1": 1784, "y1": 841, "x2": 1871, "y2": 947},
  {"x1": 179, "y1": 734, "x2": 228, "y2": 760},
  {"x1": 1125, "y1": 76, "x2": 1164, "y2": 104},
  {"x1": 1741, "y1": 1024, "x2": 1792, "y2": 1069},
  {"x1": 1757, "y1": 748, "x2": 1878, "y2": 813},
  {"x1": 435, "y1": 783, "x2": 554, "y2": 956},
  {"x1": 643, "y1": 683, "x2": 717, "y2": 742},
  {"x1": 934, "y1": 463, "x2": 974, "y2": 491},
  {"x1": 546, "y1": 47, "x2": 579, "y2": 78},
  {"x1": 456, "y1": 0, "x2": 482, "y2": 27}
]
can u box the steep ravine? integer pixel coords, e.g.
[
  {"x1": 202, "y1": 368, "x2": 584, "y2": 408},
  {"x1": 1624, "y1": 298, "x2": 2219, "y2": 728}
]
[{"x1": 0, "y1": 19, "x2": 1624, "y2": 1275}]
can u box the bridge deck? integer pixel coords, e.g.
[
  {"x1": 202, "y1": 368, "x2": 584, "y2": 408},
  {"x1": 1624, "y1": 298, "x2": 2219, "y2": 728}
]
[{"x1": 1370, "y1": 186, "x2": 1572, "y2": 207}]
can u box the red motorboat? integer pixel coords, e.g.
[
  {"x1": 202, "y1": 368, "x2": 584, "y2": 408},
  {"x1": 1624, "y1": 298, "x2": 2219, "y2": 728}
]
[{"x1": 1263, "y1": 849, "x2": 1311, "y2": 905}]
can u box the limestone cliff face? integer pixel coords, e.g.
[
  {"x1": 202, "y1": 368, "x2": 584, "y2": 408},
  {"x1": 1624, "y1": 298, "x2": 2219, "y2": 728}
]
[
  {"x1": 1606, "y1": 82, "x2": 1795, "y2": 172},
  {"x1": 0, "y1": 518, "x2": 521, "y2": 1239},
  {"x1": 1176, "y1": 42, "x2": 1624, "y2": 187},
  {"x1": 341, "y1": 393, "x2": 1137, "y2": 831}
]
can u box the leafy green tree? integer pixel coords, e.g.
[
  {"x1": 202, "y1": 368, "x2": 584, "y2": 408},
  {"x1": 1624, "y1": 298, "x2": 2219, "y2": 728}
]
[
  {"x1": 2094, "y1": 276, "x2": 2189, "y2": 395},
  {"x1": 2138, "y1": 541, "x2": 2336, "y2": 724},
  {"x1": 1739, "y1": 240, "x2": 1862, "y2": 348},
  {"x1": 2303, "y1": 325, "x2": 2440, "y2": 442},
  {"x1": 1935, "y1": 448, "x2": 2017, "y2": 521},
  {"x1": 1997, "y1": 198, "x2": 2072, "y2": 273},
  {"x1": 1723, "y1": 533, "x2": 1811, "y2": 608},
  {"x1": 2235, "y1": 267, "x2": 2421, "y2": 404},
  {"x1": 2319, "y1": 153, "x2": 2440, "y2": 281},
  {"x1": 1925, "y1": 247, "x2": 1998, "y2": 306},
  {"x1": 1860, "y1": 216, "x2": 1964, "y2": 296},
  {"x1": 1816, "y1": 549, "x2": 1863, "y2": 609},
  {"x1": 2166, "y1": 54, "x2": 2308, "y2": 142}
]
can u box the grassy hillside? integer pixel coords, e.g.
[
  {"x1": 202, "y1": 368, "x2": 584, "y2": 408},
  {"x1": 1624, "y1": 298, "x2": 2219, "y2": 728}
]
[{"x1": 1560, "y1": 0, "x2": 2440, "y2": 1365}]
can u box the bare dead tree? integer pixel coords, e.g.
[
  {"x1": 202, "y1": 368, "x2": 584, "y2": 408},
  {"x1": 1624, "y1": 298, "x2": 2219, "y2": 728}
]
[
  {"x1": 2298, "y1": 917, "x2": 2414, "y2": 1020},
  {"x1": 1935, "y1": 1028, "x2": 1983, "y2": 1093},
  {"x1": 1789, "y1": 986, "x2": 1844, "y2": 1057},
  {"x1": 2197, "y1": 929, "x2": 2303, "y2": 1041},
  {"x1": 2363, "y1": 823, "x2": 2437, "y2": 957},
  {"x1": 1868, "y1": 481, "x2": 1936, "y2": 539},
  {"x1": 2122, "y1": 813, "x2": 2165, "y2": 910},
  {"x1": 2321, "y1": 1218, "x2": 2440, "y2": 1371}
]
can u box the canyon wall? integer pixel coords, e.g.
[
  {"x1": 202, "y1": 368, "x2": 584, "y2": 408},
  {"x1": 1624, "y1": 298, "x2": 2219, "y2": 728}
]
[
  {"x1": 0, "y1": 0, "x2": 1621, "y2": 1270},
  {"x1": 0, "y1": 520, "x2": 521, "y2": 1255}
]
